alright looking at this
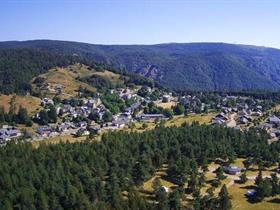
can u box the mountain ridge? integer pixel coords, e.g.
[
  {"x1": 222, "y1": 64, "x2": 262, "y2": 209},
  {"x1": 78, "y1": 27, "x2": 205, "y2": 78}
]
[{"x1": 1, "y1": 40, "x2": 280, "y2": 91}]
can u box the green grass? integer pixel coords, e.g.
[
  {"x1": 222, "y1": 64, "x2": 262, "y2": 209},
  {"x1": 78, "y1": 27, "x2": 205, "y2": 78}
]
[{"x1": 166, "y1": 113, "x2": 215, "y2": 127}]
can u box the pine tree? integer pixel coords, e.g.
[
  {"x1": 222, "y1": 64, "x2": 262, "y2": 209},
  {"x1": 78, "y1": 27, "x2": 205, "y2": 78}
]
[
  {"x1": 38, "y1": 110, "x2": 49, "y2": 125},
  {"x1": 17, "y1": 106, "x2": 29, "y2": 124},
  {"x1": 255, "y1": 170, "x2": 263, "y2": 186},
  {"x1": 8, "y1": 95, "x2": 17, "y2": 115},
  {"x1": 47, "y1": 105, "x2": 57, "y2": 123},
  {"x1": 0, "y1": 106, "x2": 5, "y2": 123},
  {"x1": 239, "y1": 172, "x2": 248, "y2": 184},
  {"x1": 218, "y1": 185, "x2": 232, "y2": 210},
  {"x1": 168, "y1": 190, "x2": 182, "y2": 210}
]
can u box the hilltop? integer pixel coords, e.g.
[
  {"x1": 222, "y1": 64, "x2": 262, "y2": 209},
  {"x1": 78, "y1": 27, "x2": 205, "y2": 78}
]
[{"x1": 1, "y1": 40, "x2": 280, "y2": 92}]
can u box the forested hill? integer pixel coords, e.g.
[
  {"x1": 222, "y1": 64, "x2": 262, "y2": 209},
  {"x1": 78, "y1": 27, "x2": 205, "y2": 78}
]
[
  {"x1": 2, "y1": 40, "x2": 280, "y2": 91},
  {"x1": 0, "y1": 47, "x2": 154, "y2": 94}
]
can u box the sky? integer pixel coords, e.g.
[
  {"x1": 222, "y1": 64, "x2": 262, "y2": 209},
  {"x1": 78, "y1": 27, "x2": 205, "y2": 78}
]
[{"x1": 1, "y1": 0, "x2": 280, "y2": 48}]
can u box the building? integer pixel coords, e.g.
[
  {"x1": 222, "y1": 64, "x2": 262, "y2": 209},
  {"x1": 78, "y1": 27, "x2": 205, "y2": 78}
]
[
  {"x1": 162, "y1": 95, "x2": 171, "y2": 102},
  {"x1": 161, "y1": 186, "x2": 169, "y2": 193},
  {"x1": 76, "y1": 128, "x2": 90, "y2": 137},
  {"x1": 75, "y1": 121, "x2": 87, "y2": 129},
  {"x1": 36, "y1": 126, "x2": 53, "y2": 136},
  {"x1": 0, "y1": 126, "x2": 22, "y2": 144},
  {"x1": 246, "y1": 190, "x2": 256, "y2": 198},
  {"x1": 215, "y1": 112, "x2": 229, "y2": 121},
  {"x1": 223, "y1": 166, "x2": 241, "y2": 175},
  {"x1": 269, "y1": 115, "x2": 280, "y2": 126},
  {"x1": 137, "y1": 114, "x2": 167, "y2": 121},
  {"x1": 212, "y1": 118, "x2": 225, "y2": 125}
]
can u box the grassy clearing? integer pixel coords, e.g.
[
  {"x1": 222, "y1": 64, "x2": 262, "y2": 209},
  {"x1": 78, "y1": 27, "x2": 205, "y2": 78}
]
[
  {"x1": 270, "y1": 104, "x2": 280, "y2": 112},
  {"x1": 166, "y1": 113, "x2": 215, "y2": 127},
  {"x1": 140, "y1": 165, "x2": 178, "y2": 197},
  {"x1": 92, "y1": 70, "x2": 125, "y2": 86},
  {"x1": 156, "y1": 101, "x2": 177, "y2": 109},
  {"x1": 33, "y1": 65, "x2": 96, "y2": 98},
  {"x1": 201, "y1": 158, "x2": 280, "y2": 209},
  {"x1": 0, "y1": 94, "x2": 41, "y2": 114},
  {"x1": 229, "y1": 180, "x2": 280, "y2": 210}
]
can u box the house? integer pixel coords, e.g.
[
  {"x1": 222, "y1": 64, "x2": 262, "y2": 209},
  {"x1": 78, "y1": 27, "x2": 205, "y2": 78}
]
[
  {"x1": 246, "y1": 190, "x2": 256, "y2": 198},
  {"x1": 36, "y1": 126, "x2": 53, "y2": 136},
  {"x1": 239, "y1": 116, "x2": 249, "y2": 124},
  {"x1": 102, "y1": 123, "x2": 119, "y2": 130},
  {"x1": 251, "y1": 111, "x2": 263, "y2": 117},
  {"x1": 112, "y1": 114, "x2": 131, "y2": 128},
  {"x1": 41, "y1": 98, "x2": 54, "y2": 106},
  {"x1": 125, "y1": 102, "x2": 141, "y2": 113},
  {"x1": 233, "y1": 125, "x2": 241, "y2": 130},
  {"x1": 40, "y1": 83, "x2": 51, "y2": 91},
  {"x1": 88, "y1": 124, "x2": 101, "y2": 132},
  {"x1": 162, "y1": 95, "x2": 171, "y2": 103},
  {"x1": 121, "y1": 93, "x2": 132, "y2": 100},
  {"x1": 75, "y1": 121, "x2": 87, "y2": 129},
  {"x1": 222, "y1": 107, "x2": 231, "y2": 114},
  {"x1": 259, "y1": 123, "x2": 273, "y2": 131},
  {"x1": 62, "y1": 104, "x2": 74, "y2": 113},
  {"x1": 76, "y1": 128, "x2": 90, "y2": 137},
  {"x1": 215, "y1": 112, "x2": 229, "y2": 121},
  {"x1": 56, "y1": 122, "x2": 74, "y2": 133},
  {"x1": 55, "y1": 84, "x2": 63, "y2": 94},
  {"x1": 137, "y1": 114, "x2": 167, "y2": 121},
  {"x1": 112, "y1": 120, "x2": 126, "y2": 128},
  {"x1": 161, "y1": 186, "x2": 169, "y2": 193},
  {"x1": 239, "y1": 110, "x2": 249, "y2": 117},
  {"x1": 87, "y1": 98, "x2": 101, "y2": 108},
  {"x1": 212, "y1": 118, "x2": 225, "y2": 125},
  {"x1": 223, "y1": 166, "x2": 241, "y2": 175},
  {"x1": 268, "y1": 115, "x2": 280, "y2": 126},
  {"x1": 256, "y1": 105, "x2": 263, "y2": 110},
  {"x1": 270, "y1": 132, "x2": 277, "y2": 139},
  {"x1": 0, "y1": 126, "x2": 22, "y2": 143}
]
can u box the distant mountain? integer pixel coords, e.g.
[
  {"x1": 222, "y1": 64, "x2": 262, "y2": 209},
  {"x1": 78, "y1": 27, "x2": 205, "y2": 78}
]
[{"x1": 1, "y1": 40, "x2": 280, "y2": 91}]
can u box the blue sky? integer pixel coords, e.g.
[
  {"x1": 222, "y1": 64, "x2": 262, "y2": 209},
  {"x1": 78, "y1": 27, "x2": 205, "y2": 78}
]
[{"x1": 1, "y1": 0, "x2": 280, "y2": 48}]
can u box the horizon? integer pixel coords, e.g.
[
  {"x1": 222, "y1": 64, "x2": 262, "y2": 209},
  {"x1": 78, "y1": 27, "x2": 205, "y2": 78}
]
[
  {"x1": 1, "y1": 0, "x2": 280, "y2": 48},
  {"x1": 1, "y1": 39, "x2": 279, "y2": 50}
]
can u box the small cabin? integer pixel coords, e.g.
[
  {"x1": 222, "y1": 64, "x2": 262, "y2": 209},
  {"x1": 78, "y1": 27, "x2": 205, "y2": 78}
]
[{"x1": 223, "y1": 166, "x2": 241, "y2": 175}]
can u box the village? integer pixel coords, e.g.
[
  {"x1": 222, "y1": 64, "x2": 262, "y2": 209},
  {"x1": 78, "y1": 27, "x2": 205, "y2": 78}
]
[{"x1": 1, "y1": 84, "x2": 280, "y2": 148}]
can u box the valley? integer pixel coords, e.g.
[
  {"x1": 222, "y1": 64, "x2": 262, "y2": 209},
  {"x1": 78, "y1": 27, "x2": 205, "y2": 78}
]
[
  {"x1": 2, "y1": 1, "x2": 280, "y2": 209},
  {"x1": 1, "y1": 52, "x2": 280, "y2": 210}
]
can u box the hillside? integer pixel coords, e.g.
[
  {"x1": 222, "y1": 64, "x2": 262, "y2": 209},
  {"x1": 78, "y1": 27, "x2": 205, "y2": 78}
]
[
  {"x1": 0, "y1": 95, "x2": 41, "y2": 114},
  {"x1": 32, "y1": 64, "x2": 97, "y2": 98},
  {"x1": 2, "y1": 40, "x2": 280, "y2": 91}
]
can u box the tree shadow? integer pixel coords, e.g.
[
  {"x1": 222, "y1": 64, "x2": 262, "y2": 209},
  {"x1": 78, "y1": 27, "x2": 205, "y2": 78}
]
[
  {"x1": 268, "y1": 198, "x2": 280, "y2": 204},
  {"x1": 240, "y1": 185, "x2": 255, "y2": 190},
  {"x1": 246, "y1": 197, "x2": 261, "y2": 204}
]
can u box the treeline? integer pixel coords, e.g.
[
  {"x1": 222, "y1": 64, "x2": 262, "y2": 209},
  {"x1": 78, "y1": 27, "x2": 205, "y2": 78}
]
[
  {"x1": 0, "y1": 123, "x2": 279, "y2": 209},
  {"x1": 79, "y1": 74, "x2": 125, "y2": 92}
]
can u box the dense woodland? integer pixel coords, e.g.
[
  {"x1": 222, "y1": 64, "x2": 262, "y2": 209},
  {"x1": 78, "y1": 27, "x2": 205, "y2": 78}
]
[
  {"x1": 0, "y1": 49, "x2": 78, "y2": 94},
  {"x1": 0, "y1": 123, "x2": 279, "y2": 210}
]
